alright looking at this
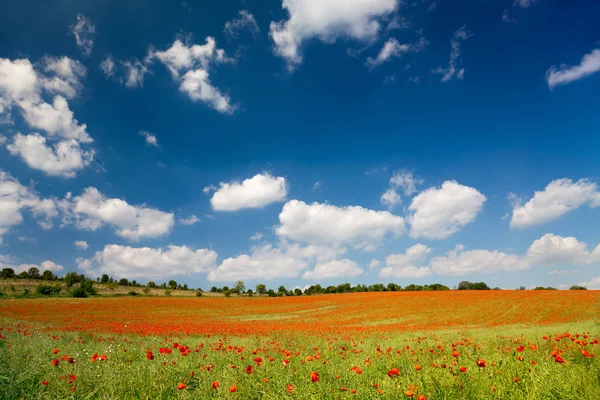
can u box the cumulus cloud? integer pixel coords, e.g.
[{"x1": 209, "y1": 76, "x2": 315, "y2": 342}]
[
  {"x1": 0, "y1": 57, "x2": 93, "y2": 177},
  {"x1": 546, "y1": 49, "x2": 600, "y2": 89},
  {"x1": 74, "y1": 240, "x2": 89, "y2": 250},
  {"x1": 70, "y1": 14, "x2": 95, "y2": 56},
  {"x1": 210, "y1": 173, "x2": 288, "y2": 211},
  {"x1": 407, "y1": 180, "x2": 486, "y2": 239},
  {"x1": 579, "y1": 276, "x2": 600, "y2": 289},
  {"x1": 139, "y1": 130, "x2": 159, "y2": 147},
  {"x1": 430, "y1": 245, "x2": 529, "y2": 276},
  {"x1": 224, "y1": 10, "x2": 260, "y2": 39},
  {"x1": 1, "y1": 259, "x2": 64, "y2": 275},
  {"x1": 269, "y1": 0, "x2": 399, "y2": 69},
  {"x1": 0, "y1": 169, "x2": 58, "y2": 243},
  {"x1": 510, "y1": 178, "x2": 600, "y2": 229},
  {"x1": 62, "y1": 187, "x2": 174, "y2": 241},
  {"x1": 434, "y1": 25, "x2": 473, "y2": 82},
  {"x1": 250, "y1": 232, "x2": 264, "y2": 241},
  {"x1": 122, "y1": 59, "x2": 150, "y2": 89},
  {"x1": 78, "y1": 244, "x2": 217, "y2": 280},
  {"x1": 179, "y1": 215, "x2": 200, "y2": 225},
  {"x1": 366, "y1": 37, "x2": 428, "y2": 68},
  {"x1": 378, "y1": 244, "x2": 432, "y2": 279},
  {"x1": 302, "y1": 259, "x2": 364, "y2": 280},
  {"x1": 276, "y1": 200, "x2": 405, "y2": 248},
  {"x1": 149, "y1": 37, "x2": 235, "y2": 113},
  {"x1": 380, "y1": 188, "x2": 401, "y2": 209},
  {"x1": 525, "y1": 233, "x2": 599, "y2": 266},
  {"x1": 6, "y1": 133, "x2": 94, "y2": 178},
  {"x1": 207, "y1": 242, "x2": 343, "y2": 282}
]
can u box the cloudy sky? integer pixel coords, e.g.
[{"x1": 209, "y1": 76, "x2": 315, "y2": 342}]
[{"x1": 0, "y1": 0, "x2": 599, "y2": 290}]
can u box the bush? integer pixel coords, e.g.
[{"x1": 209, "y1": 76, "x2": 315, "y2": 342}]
[
  {"x1": 128, "y1": 290, "x2": 138, "y2": 296},
  {"x1": 224, "y1": 290, "x2": 231, "y2": 297},
  {"x1": 570, "y1": 285, "x2": 587, "y2": 290},
  {"x1": 142, "y1": 287, "x2": 151, "y2": 295},
  {"x1": 71, "y1": 288, "x2": 88, "y2": 298},
  {"x1": 35, "y1": 284, "x2": 60, "y2": 296},
  {"x1": 196, "y1": 290, "x2": 203, "y2": 297},
  {"x1": 164, "y1": 290, "x2": 172, "y2": 297}
]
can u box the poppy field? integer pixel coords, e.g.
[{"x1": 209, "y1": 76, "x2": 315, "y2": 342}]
[{"x1": 0, "y1": 291, "x2": 599, "y2": 399}]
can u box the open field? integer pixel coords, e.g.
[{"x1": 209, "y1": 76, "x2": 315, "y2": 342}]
[{"x1": 0, "y1": 291, "x2": 599, "y2": 399}]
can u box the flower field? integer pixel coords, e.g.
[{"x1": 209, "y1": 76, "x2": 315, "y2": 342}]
[{"x1": 0, "y1": 291, "x2": 599, "y2": 399}]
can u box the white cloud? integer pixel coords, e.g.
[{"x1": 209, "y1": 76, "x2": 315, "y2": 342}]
[
  {"x1": 502, "y1": 9, "x2": 517, "y2": 24},
  {"x1": 269, "y1": 0, "x2": 399, "y2": 69},
  {"x1": 139, "y1": 130, "x2": 159, "y2": 147},
  {"x1": 78, "y1": 244, "x2": 217, "y2": 280},
  {"x1": 210, "y1": 173, "x2": 288, "y2": 211},
  {"x1": 40, "y1": 56, "x2": 86, "y2": 99},
  {"x1": 100, "y1": 56, "x2": 115, "y2": 77},
  {"x1": 277, "y1": 200, "x2": 405, "y2": 247},
  {"x1": 380, "y1": 188, "x2": 401, "y2": 209},
  {"x1": 0, "y1": 58, "x2": 39, "y2": 102},
  {"x1": 180, "y1": 69, "x2": 234, "y2": 113},
  {"x1": 378, "y1": 244, "x2": 432, "y2": 279},
  {"x1": 510, "y1": 178, "x2": 600, "y2": 229},
  {"x1": 180, "y1": 215, "x2": 200, "y2": 225},
  {"x1": 390, "y1": 170, "x2": 422, "y2": 195},
  {"x1": 207, "y1": 244, "x2": 303, "y2": 282},
  {"x1": 224, "y1": 10, "x2": 260, "y2": 39},
  {"x1": 208, "y1": 242, "x2": 344, "y2": 282},
  {"x1": 302, "y1": 259, "x2": 363, "y2": 280},
  {"x1": 2, "y1": 260, "x2": 64, "y2": 275},
  {"x1": 407, "y1": 180, "x2": 486, "y2": 239},
  {"x1": 149, "y1": 38, "x2": 235, "y2": 113},
  {"x1": 434, "y1": 25, "x2": 473, "y2": 82},
  {"x1": 0, "y1": 169, "x2": 58, "y2": 243},
  {"x1": 0, "y1": 57, "x2": 93, "y2": 177},
  {"x1": 74, "y1": 240, "x2": 89, "y2": 250},
  {"x1": 18, "y1": 95, "x2": 91, "y2": 143},
  {"x1": 71, "y1": 14, "x2": 95, "y2": 56},
  {"x1": 368, "y1": 258, "x2": 381, "y2": 269},
  {"x1": 546, "y1": 49, "x2": 600, "y2": 89},
  {"x1": 526, "y1": 233, "x2": 598, "y2": 266},
  {"x1": 122, "y1": 59, "x2": 149, "y2": 88},
  {"x1": 366, "y1": 37, "x2": 428, "y2": 68},
  {"x1": 250, "y1": 232, "x2": 264, "y2": 241},
  {"x1": 7, "y1": 133, "x2": 93, "y2": 178},
  {"x1": 63, "y1": 187, "x2": 175, "y2": 241},
  {"x1": 579, "y1": 276, "x2": 600, "y2": 289},
  {"x1": 430, "y1": 245, "x2": 529, "y2": 276}
]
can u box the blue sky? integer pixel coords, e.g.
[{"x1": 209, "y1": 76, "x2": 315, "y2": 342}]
[{"x1": 0, "y1": 0, "x2": 599, "y2": 290}]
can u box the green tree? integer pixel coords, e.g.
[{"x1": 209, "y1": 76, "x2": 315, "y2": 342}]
[
  {"x1": 277, "y1": 285, "x2": 287, "y2": 295},
  {"x1": 1, "y1": 268, "x2": 15, "y2": 279},
  {"x1": 64, "y1": 272, "x2": 81, "y2": 287},
  {"x1": 41, "y1": 270, "x2": 56, "y2": 281},
  {"x1": 294, "y1": 288, "x2": 303, "y2": 296},
  {"x1": 100, "y1": 274, "x2": 110, "y2": 284},
  {"x1": 570, "y1": 285, "x2": 587, "y2": 290},
  {"x1": 255, "y1": 284, "x2": 267, "y2": 295},
  {"x1": 119, "y1": 278, "x2": 129, "y2": 286},
  {"x1": 147, "y1": 281, "x2": 156, "y2": 288},
  {"x1": 168, "y1": 280, "x2": 177, "y2": 290},
  {"x1": 235, "y1": 280, "x2": 245, "y2": 293},
  {"x1": 28, "y1": 267, "x2": 40, "y2": 279}
]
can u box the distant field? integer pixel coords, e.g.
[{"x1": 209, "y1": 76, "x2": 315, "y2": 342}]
[{"x1": 0, "y1": 291, "x2": 599, "y2": 399}]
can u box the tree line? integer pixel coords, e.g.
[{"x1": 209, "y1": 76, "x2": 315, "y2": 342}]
[{"x1": 0, "y1": 267, "x2": 588, "y2": 298}]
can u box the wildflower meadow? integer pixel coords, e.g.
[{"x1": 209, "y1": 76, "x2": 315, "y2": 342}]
[{"x1": 0, "y1": 291, "x2": 599, "y2": 399}]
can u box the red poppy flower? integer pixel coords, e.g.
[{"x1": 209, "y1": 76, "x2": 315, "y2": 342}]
[
  {"x1": 459, "y1": 366, "x2": 467, "y2": 373},
  {"x1": 405, "y1": 390, "x2": 414, "y2": 397},
  {"x1": 212, "y1": 381, "x2": 219, "y2": 390},
  {"x1": 42, "y1": 380, "x2": 49, "y2": 386},
  {"x1": 67, "y1": 375, "x2": 76, "y2": 384},
  {"x1": 417, "y1": 395, "x2": 427, "y2": 400},
  {"x1": 514, "y1": 377, "x2": 520, "y2": 383},
  {"x1": 246, "y1": 365, "x2": 254, "y2": 374},
  {"x1": 387, "y1": 367, "x2": 400, "y2": 377},
  {"x1": 476, "y1": 359, "x2": 486, "y2": 368},
  {"x1": 286, "y1": 383, "x2": 294, "y2": 394},
  {"x1": 310, "y1": 371, "x2": 320, "y2": 382},
  {"x1": 51, "y1": 359, "x2": 59, "y2": 366},
  {"x1": 554, "y1": 355, "x2": 564, "y2": 363},
  {"x1": 415, "y1": 364, "x2": 422, "y2": 371},
  {"x1": 452, "y1": 351, "x2": 460, "y2": 357},
  {"x1": 177, "y1": 382, "x2": 186, "y2": 390},
  {"x1": 229, "y1": 385, "x2": 237, "y2": 393},
  {"x1": 53, "y1": 349, "x2": 59, "y2": 354}
]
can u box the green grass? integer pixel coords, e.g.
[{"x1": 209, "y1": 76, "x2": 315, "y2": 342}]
[{"x1": 0, "y1": 320, "x2": 598, "y2": 399}]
